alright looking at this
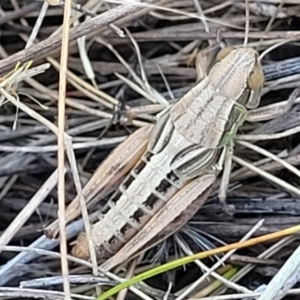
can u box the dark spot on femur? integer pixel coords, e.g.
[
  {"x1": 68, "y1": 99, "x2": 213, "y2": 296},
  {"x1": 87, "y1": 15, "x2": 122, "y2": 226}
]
[
  {"x1": 144, "y1": 193, "x2": 158, "y2": 209},
  {"x1": 120, "y1": 224, "x2": 131, "y2": 235},
  {"x1": 144, "y1": 151, "x2": 153, "y2": 162},
  {"x1": 167, "y1": 171, "x2": 179, "y2": 184},
  {"x1": 155, "y1": 179, "x2": 171, "y2": 194},
  {"x1": 100, "y1": 205, "x2": 110, "y2": 215},
  {"x1": 133, "y1": 160, "x2": 146, "y2": 175},
  {"x1": 108, "y1": 236, "x2": 117, "y2": 245},
  {"x1": 122, "y1": 174, "x2": 135, "y2": 189},
  {"x1": 132, "y1": 208, "x2": 144, "y2": 222},
  {"x1": 110, "y1": 189, "x2": 122, "y2": 204}
]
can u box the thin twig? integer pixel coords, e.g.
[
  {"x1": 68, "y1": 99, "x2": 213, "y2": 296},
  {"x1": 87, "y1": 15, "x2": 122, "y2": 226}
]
[{"x1": 58, "y1": 0, "x2": 71, "y2": 298}]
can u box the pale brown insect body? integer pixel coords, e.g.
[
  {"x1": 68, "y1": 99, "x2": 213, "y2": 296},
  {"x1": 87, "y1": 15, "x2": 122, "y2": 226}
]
[{"x1": 71, "y1": 47, "x2": 264, "y2": 265}]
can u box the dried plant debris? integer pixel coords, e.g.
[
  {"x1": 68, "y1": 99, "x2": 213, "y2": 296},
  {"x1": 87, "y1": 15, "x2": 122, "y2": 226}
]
[{"x1": 1, "y1": 0, "x2": 300, "y2": 299}]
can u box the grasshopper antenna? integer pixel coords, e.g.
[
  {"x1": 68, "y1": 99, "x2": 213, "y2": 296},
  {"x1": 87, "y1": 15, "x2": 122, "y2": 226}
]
[{"x1": 243, "y1": 0, "x2": 250, "y2": 47}]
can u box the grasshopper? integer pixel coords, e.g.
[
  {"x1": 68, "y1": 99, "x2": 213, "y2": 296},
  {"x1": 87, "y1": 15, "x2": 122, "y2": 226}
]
[{"x1": 68, "y1": 45, "x2": 264, "y2": 270}]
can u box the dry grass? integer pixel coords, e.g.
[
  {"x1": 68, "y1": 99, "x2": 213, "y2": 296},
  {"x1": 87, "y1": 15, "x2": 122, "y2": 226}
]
[{"x1": 1, "y1": 0, "x2": 300, "y2": 299}]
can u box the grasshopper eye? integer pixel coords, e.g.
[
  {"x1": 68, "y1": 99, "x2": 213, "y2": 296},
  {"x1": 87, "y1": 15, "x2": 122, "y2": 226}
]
[
  {"x1": 216, "y1": 46, "x2": 235, "y2": 61},
  {"x1": 248, "y1": 64, "x2": 264, "y2": 91},
  {"x1": 246, "y1": 63, "x2": 264, "y2": 109}
]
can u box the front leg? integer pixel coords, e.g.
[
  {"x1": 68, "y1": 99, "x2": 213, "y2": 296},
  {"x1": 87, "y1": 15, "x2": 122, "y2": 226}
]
[{"x1": 246, "y1": 88, "x2": 300, "y2": 123}]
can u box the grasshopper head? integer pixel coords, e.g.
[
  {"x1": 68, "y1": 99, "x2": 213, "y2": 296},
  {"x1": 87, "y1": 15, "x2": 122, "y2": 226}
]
[{"x1": 214, "y1": 46, "x2": 264, "y2": 109}]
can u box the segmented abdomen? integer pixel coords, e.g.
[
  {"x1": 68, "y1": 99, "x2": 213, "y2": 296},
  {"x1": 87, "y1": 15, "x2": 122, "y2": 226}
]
[
  {"x1": 71, "y1": 113, "x2": 218, "y2": 260},
  {"x1": 94, "y1": 155, "x2": 182, "y2": 258}
]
